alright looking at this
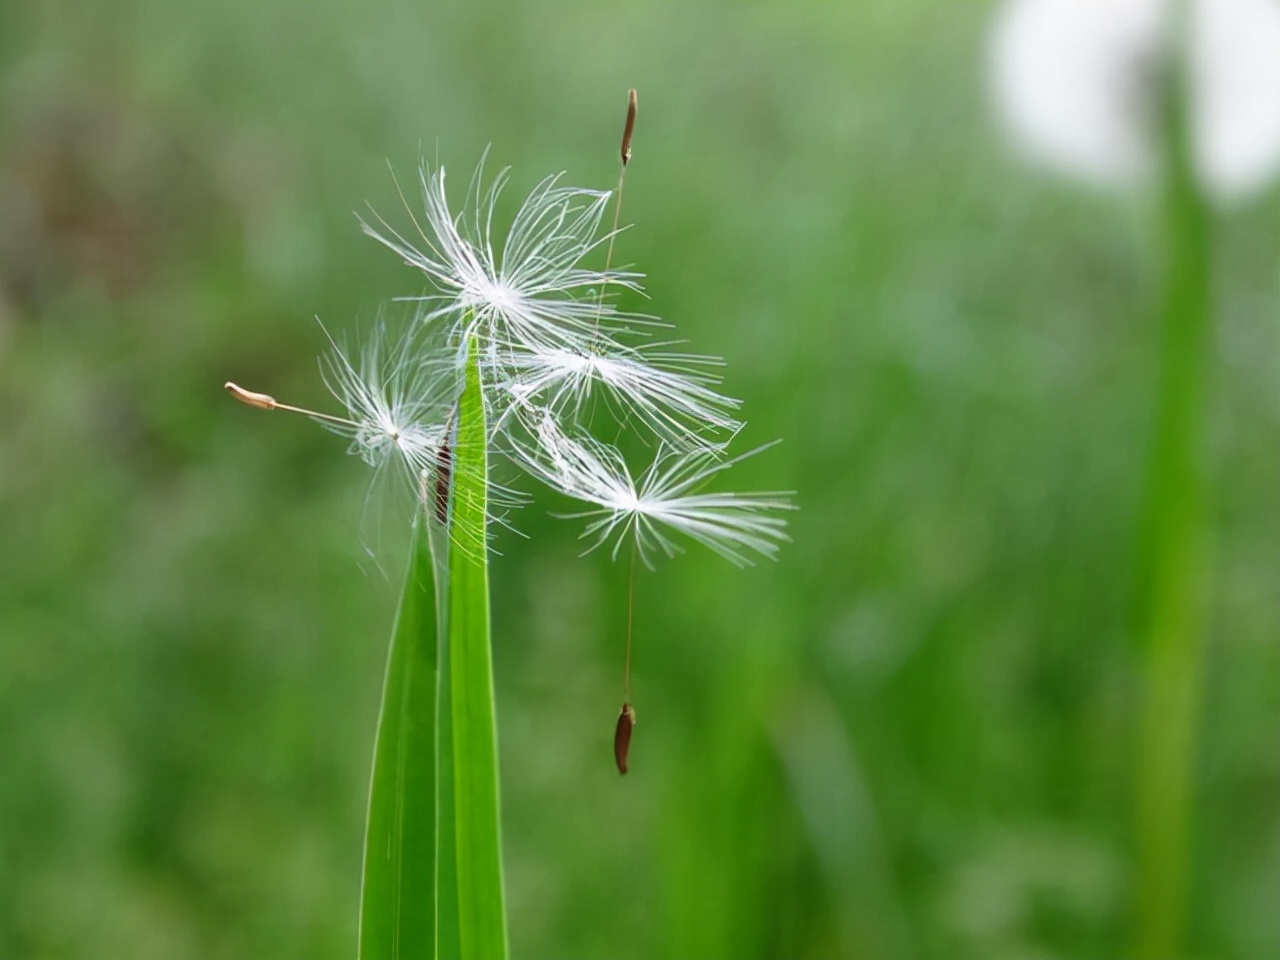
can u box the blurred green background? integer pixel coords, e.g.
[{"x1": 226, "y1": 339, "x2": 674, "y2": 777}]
[{"x1": 1, "y1": 3, "x2": 1276, "y2": 959}]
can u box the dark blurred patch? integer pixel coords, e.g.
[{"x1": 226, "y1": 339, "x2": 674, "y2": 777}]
[{"x1": 1, "y1": 88, "x2": 178, "y2": 307}]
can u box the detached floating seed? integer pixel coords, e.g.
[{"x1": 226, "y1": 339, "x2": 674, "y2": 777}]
[{"x1": 614, "y1": 701, "x2": 636, "y2": 775}]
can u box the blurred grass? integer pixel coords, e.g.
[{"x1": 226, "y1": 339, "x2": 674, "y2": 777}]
[
  {"x1": 1132, "y1": 41, "x2": 1212, "y2": 960},
  {"x1": 0, "y1": 3, "x2": 1276, "y2": 959}
]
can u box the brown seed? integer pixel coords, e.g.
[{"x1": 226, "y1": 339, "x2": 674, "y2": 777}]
[
  {"x1": 224, "y1": 382, "x2": 277, "y2": 411},
  {"x1": 614, "y1": 701, "x2": 636, "y2": 774},
  {"x1": 620, "y1": 88, "x2": 638, "y2": 167},
  {"x1": 433, "y1": 440, "x2": 453, "y2": 525}
]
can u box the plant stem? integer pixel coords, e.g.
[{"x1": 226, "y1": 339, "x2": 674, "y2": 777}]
[
  {"x1": 1133, "y1": 13, "x2": 1212, "y2": 957},
  {"x1": 624, "y1": 541, "x2": 637, "y2": 704}
]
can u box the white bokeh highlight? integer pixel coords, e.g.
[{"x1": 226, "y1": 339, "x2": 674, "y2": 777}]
[{"x1": 988, "y1": 0, "x2": 1280, "y2": 201}]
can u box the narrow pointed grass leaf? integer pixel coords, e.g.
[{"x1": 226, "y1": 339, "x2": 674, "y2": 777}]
[
  {"x1": 436, "y1": 544, "x2": 461, "y2": 960},
  {"x1": 359, "y1": 514, "x2": 442, "y2": 960},
  {"x1": 446, "y1": 338, "x2": 509, "y2": 959}
]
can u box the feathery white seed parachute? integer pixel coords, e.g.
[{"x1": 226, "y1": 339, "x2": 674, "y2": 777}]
[
  {"x1": 360, "y1": 157, "x2": 650, "y2": 352},
  {"x1": 315, "y1": 319, "x2": 456, "y2": 488},
  {"x1": 511, "y1": 412, "x2": 794, "y2": 568},
  {"x1": 500, "y1": 336, "x2": 742, "y2": 448}
]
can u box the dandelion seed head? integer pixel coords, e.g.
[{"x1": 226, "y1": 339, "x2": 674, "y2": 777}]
[{"x1": 236, "y1": 142, "x2": 792, "y2": 569}]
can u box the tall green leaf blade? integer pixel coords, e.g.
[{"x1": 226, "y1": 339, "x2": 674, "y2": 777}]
[
  {"x1": 435, "y1": 557, "x2": 461, "y2": 960},
  {"x1": 359, "y1": 514, "x2": 440, "y2": 960},
  {"x1": 445, "y1": 340, "x2": 508, "y2": 959}
]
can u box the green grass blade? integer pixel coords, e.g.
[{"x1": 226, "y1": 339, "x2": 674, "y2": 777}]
[
  {"x1": 444, "y1": 339, "x2": 509, "y2": 959},
  {"x1": 436, "y1": 570, "x2": 461, "y2": 960},
  {"x1": 359, "y1": 514, "x2": 441, "y2": 960}
]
